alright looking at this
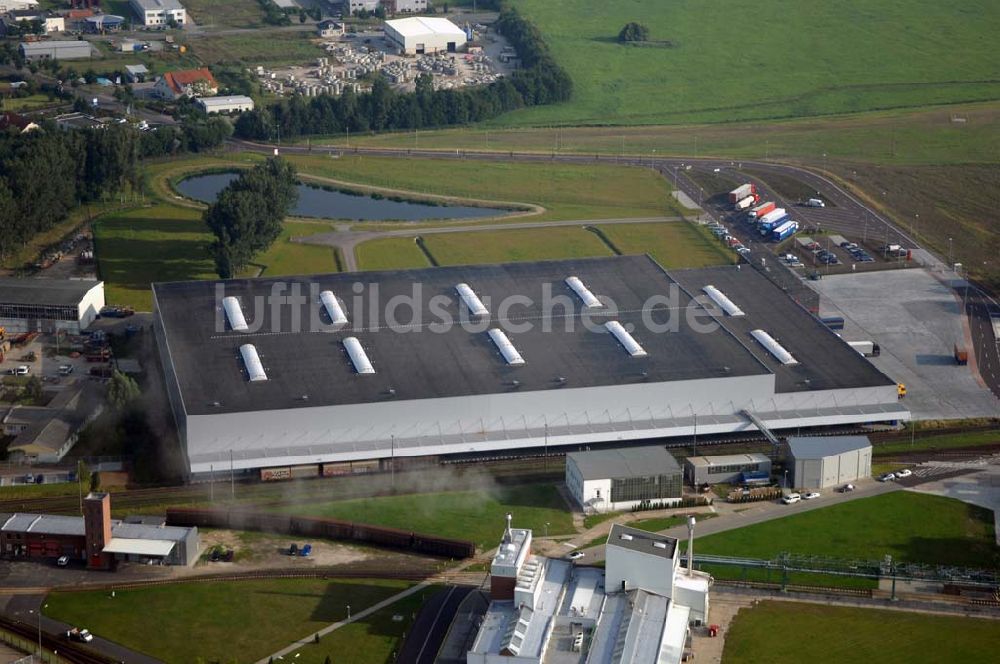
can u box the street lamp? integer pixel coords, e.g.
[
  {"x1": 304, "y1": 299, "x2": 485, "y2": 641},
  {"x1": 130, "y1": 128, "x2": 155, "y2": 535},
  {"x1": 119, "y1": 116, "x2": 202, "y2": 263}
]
[
  {"x1": 346, "y1": 604, "x2": 351, "y2": 620},
  {"x1": 544, "y1": 522, "x2": 550, "y2": 537},
  {"x1": 783, "y1": 470, "x2": 789, "y2": 492},
  {"x1": 948, "y1": 237, "x2": 954, "y2": 267},
  {"x1": 29, "y1": 604, "x2": 47, "y2": 661}
]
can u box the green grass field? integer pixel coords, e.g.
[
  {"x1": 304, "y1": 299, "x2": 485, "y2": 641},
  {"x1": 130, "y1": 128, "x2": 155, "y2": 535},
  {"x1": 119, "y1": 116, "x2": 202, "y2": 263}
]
[
  {"x1": 690, "y1": 492, "x2": 998, "y2": 568},
  {"x1": 44, "y1": 578, "x2": 413, "y2": 663},
  {"x1": 597, "y1": 222, "x2": 734, "y2": 268},
  {"x1": 285, "y1": 155, "x2": 679, "y2": 221},
  {"x1": 185, "y1": 31, "x2": 327, "y2": 65},
  {"x1": 355, "y1": 237, "x2": 430, "y2": 271},
  {"x1": 255, "y1": 221, "x2": 341, "y2": 277},
  {"x1": 874, "y1": 429, "x2": 1000, "y2": 456},
  {"x1": 502, "y1": 0, "x2": 999, "y2": 126},
  {"x1": 425, "y1": 227, "x2": 612, "y2": 266},
  {"x1": 723, "y1": 601, "x2": 1000, "y2": 664},
  {"x1": 281, "y1": 483, "x2": 574, "y2": 549},
  {"x1": 342, "y1": 102, "x2": 1000, "y2": 166},
  {"x1": 183, "y1": 0, "x2": 266, "y2": 29}
]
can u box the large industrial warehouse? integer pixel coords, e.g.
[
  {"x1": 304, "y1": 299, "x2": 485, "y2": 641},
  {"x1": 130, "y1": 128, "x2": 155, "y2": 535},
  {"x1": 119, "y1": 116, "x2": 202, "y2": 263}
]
[
  {"x1": 0, "y1": 278, "x2": 105, "y2": 334},
  {"x1": 383, "y1": 16, "x2": 467, "y2": 55},
  {"x1": 152, "y1": 256, "x2": 908, "y2": 476}
]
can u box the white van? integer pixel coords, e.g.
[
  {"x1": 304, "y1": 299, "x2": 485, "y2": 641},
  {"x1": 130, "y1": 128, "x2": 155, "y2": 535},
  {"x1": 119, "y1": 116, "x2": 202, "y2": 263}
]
[
  {"x1": 805, "y1": 198, "x2": 825, "y2": 208},
  {"x1": 782, "y1": 493, "x2": 802, "y2": 504}
]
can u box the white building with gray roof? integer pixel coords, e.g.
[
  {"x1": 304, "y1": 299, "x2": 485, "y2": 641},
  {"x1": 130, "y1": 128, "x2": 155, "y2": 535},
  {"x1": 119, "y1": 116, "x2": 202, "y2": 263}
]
[
  {"x1": 788, "y1": 435, "x2": 872, "y2": 489},
  {"x1": 566, "y1": 446, "x2": 683, "y2": 513}
]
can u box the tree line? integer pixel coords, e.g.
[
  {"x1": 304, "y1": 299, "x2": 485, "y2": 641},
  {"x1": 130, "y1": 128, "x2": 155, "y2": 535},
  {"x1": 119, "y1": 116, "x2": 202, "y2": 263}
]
[
  {"x1": 0, "y1": 117, "x2": 233, "y2": 262},
  {"x1": 233, "y1": 2, "x2": 571, "y2": 140},
  {"x1": 204, "y1": 157, "x2": 298, "y2": 278}
]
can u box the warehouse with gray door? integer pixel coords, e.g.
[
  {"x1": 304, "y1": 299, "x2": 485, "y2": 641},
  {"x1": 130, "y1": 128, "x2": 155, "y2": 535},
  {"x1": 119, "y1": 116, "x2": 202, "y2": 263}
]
[{"x1": 788, "y1": 436, "x2": 872, "y2": 489}]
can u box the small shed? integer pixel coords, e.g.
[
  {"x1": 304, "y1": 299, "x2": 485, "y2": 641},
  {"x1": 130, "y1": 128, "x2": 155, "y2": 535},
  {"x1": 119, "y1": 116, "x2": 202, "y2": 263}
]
[
  {"x1": 125, "y1": 64, "x2": 149, "y2": 83},
  {"x1": 788, "y1": 436, "x2": 872, "y2": 489}
]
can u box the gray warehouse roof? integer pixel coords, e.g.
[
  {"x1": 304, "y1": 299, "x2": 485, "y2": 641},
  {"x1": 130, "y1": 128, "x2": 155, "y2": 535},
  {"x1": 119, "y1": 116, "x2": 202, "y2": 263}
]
[
  {"x1": 685, "y1": 453, "x2": 771, "y2": 468},
  {"x1": 568, "y1": 446, "x2": 680, "y2": 480},
  {"x1": 19, "y1": 41, "x2": 90, "y2": 55},
  {"x1": 787, "y1": 435, "x2": 872, "y2": 459},
  {"x1": 111, "y1": 522, "x2": 193, "y2": 542},
  {"x1": 0, "y1": 278, "x2": 100, "y2": 307},
  {"x1": 671, "y1": 267, "x2": 894, "y2": 393},
  {"x1": 153, "y1": 256, "x2": 772, "y2": 416},
  {"x1": 607, "y1": 524, "x2": 677, "y2": 560}
]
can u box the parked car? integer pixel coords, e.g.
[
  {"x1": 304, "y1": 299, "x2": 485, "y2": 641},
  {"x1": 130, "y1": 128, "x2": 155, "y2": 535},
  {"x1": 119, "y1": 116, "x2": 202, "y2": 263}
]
[
  {"x1": 567, "y1": 551, "x2": 585, "y2": 560},
  {"x1": 288, "y1": 543, "x2": 299, "y2": 556},
  {"x1": 57, "y1": 555, "x2": 70, "y2": 567},
  {"x1": 299, "y1": 544, "x2": 312, "y2": 557},
  {"x1": 65, "y1": 628, "x2": 93, "y2": 642},
  {"x1": 879, "y1": 472, "x2": 896, "y2": 482},
  {"x1": 838, "y1": 483, "x2": 855, "y2": 493},
  {"x1": 58, "y1": 365, "x2": 74, "y2": 376},
  {"x1": 10, "y1": 365, "x2": 29, "y2": 375},
  {"x1": 782, "y1": 493, "x2": 802, "y2": 504},
  {"x1": 895, "y1": 469, "x2": 913, "y2": 478},
  {"x1": 802, "y1": 492, "x2": 821, "y2": 500}
]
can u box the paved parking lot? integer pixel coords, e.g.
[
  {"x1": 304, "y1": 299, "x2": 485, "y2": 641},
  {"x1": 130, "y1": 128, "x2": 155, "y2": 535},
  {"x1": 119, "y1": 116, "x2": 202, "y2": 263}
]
[{"x1": 812, "y1": 269, "x2": 999, "y2": 419}]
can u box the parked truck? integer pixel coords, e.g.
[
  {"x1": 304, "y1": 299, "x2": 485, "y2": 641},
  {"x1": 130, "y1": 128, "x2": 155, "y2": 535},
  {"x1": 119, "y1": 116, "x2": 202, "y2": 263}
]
[
  {"x1": 748, "y1": 201, "x2": 776, "y2": 220},
  {"x1": 954, "y1": 344, "x2": 969, "y2": 365},
  {"x1": 771, "y1": 220, "x2": 800, "y2": 242},
  {"x1": 757, "y1": 209, "x2": 789, "y2": 235},
  {"x1": 728, "y1": 183, "x2": 756, "y2": 204},
  {"x1": 848, "y1": 341, "x2": 881, "y2": 357},
  {"x1": 735, "y1": 194, "x2": 758, "y2": 211}
]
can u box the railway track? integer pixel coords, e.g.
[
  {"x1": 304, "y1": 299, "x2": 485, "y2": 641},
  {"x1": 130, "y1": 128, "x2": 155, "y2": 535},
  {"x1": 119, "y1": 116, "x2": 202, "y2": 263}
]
[{"x1": 0, "y1": 614, "x2": 114, "y2": 664}]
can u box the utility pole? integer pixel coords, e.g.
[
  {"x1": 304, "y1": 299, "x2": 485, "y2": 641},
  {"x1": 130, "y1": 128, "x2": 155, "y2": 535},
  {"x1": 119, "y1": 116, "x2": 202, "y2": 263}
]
[
  {"x1": 390, "y1": 434, "x2": 395, "y2": 490},
  {"x1": 78, "y1": 459, "x2": 84, "y2": 516},
  {"x1": 229, "y1": 450, "x2": 235, "y2": 501},
  {"x1": 543, "y1": 423, "x2": 548, "y2": 472},
  {"x1": 692, "y1": 413, "x2": 697, "y2": 457},
  {"x1": 210, "y1": 464, "x2": 214, "y2": 501}
]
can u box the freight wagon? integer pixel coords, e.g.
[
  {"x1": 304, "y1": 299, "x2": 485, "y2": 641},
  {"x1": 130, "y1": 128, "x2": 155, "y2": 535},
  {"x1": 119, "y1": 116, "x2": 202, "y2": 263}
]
[
  {"x1": 771, "y1": 220, "x2": 799, "y2": 242},
  {"x1": 748, "y1": 201, "x2": 776, "y2": 220},
  {"x1": 166, "y1": 508, "x2": 476, "y2": 559}
]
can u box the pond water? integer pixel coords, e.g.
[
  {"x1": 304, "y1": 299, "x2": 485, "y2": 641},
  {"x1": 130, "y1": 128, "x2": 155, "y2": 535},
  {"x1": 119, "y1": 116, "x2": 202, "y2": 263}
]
[{"x1": 176, "y1": 172, "x2": 509, "y2": 221}]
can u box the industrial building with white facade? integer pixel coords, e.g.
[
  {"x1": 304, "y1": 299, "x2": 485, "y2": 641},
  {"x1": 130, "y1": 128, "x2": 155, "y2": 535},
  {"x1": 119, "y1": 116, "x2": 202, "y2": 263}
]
[
  {"x1": 0, "y1": 278, "x2": 104, "y2": 335},
  {"x1": 152, "y1": 255, "x2": 908, "y2": 476},
  {"x1": 788, "y1": 435, "x2": 873, "y2": 489},
  {"x1": 467, "y1": 517, "x2": 711, "y2": 663},
  {"x1": 566, "y1": 446, "x2": 683, "y2": 513},
  {"x1": 384, "y1": 16, "x2": 467, "y2": 54}
]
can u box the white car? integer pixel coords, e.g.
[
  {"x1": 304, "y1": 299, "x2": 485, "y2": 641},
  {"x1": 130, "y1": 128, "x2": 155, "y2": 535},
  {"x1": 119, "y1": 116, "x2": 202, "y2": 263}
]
[
  {"x1": 781, "y1": 493, "x2": 802, "y2": 504},
  {"x1": 13, "y1": 365, "x2": 29, "y2": 376},
  {"x1": 879, "y1": 472, "x2": 896, "y2": 482},
  {"x1": 802, "y1": 492, "x2": 821, "y2": 500},
  {"x1": 567, "y1": 551, "x2": 585, "y2": 561},
  {"x1": 895, "y1": 469, "x2": 913, "y2": 478},
  {"x1": 57, "y1": 555, "x2": 70, "y2": 566}
]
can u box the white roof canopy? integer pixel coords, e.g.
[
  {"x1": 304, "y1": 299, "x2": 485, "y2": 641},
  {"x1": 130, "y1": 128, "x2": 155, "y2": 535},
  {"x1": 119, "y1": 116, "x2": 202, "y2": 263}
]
[{"x1": 103, "y1": 538, "x2": 175, "y2": 557}]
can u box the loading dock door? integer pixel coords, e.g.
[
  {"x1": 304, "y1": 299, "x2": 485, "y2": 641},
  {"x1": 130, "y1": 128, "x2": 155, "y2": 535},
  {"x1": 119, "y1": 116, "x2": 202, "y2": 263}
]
[
  {"x1": 416, "y1": 43, "x2": 425, "y2": 54},
  {"x1": 447, "y1": 41, "x2": 456, "y2": 53}
]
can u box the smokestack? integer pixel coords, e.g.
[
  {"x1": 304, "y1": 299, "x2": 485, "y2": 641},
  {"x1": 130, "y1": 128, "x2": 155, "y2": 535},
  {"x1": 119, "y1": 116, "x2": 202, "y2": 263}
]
[
  {"x1": 504, "y1": 512, "x2": 513, "y2": 543},
  {"x1": 686, "y1": 516, "x2": 696, "y2": 576}
]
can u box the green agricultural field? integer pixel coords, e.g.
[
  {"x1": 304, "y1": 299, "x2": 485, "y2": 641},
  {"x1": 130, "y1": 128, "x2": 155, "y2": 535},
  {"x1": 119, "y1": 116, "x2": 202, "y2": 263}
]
[
  {"x1": 285, "y1": 155, "x2": 680, "y2": 221},
  {"x1": 597, "y1": 222, "x2": 734, "y2": 268},
  {"x1": 341, "y1": 102, "x2": 1000, "y2": 166},
  {"x1": 723, "y1": 601, "x2": 1000, "y2": 664},
  {"x1": 688, "y1": 492, "x2": 998, "y2": 569},
  {"x1": 183, "y1": 0, "x2": 266, "y2": 29},
  {"x1": 356, "y1": 237, "x2": 431, "y2": 271},
  {"x1": 44, "y1": 578, "x2": 414, "y2": 663},
  {"x1": 185, "y1": 30, "x2": 326, "y2": 65},
  {"x1": 502, "y1": 0, "x2": 999, "y2": 126},
  {"x1": 874, "y1": 429, "x2": 1000, "y2": 456},
  {"x1": 424, "y1": 227, "x2": 612, "y2": 266},
  {"x1": 283, "y1": 483, "x2": 574, "y2": 549}
]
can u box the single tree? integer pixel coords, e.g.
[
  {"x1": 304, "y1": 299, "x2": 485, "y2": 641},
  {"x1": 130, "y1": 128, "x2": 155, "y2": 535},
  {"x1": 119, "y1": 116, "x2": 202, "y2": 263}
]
[
  {"x1": 618, "y1": 22, "x2": 650, "y2": 43},
  {"x1": 107, "y1": 370, "x2": 141, "y2": 410},
  {"x1": 22, "y1": 375, "x2": 43, "y2": 403}
]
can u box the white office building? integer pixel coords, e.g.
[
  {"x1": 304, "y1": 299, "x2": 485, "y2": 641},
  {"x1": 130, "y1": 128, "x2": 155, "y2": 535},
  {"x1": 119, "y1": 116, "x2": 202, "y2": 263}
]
[
  {"x1": 196, "y1": 95, "x2": 255, "y2": 114},
  {"x1": 129, "y1": 0, "x2": 186, "y2": 27},
  {"x1": 566, "y1": 446, "x2": 683, "y2": 513}
]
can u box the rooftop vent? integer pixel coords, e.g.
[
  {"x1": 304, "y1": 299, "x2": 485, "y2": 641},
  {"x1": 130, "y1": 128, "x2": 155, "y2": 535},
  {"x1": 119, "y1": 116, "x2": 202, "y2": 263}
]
[
  {"x1": 565, "y1": 276, "x2": 601, "y2": 308},
  {"x1": 702, "y1": 285, "x2": 745, "y2": 317},
  {"x1": 319, "y1": 290, "x2": 348, "y2": 326},
  {"x1": 222, "y1": 296, "x2": 249, "y2": 332},
  {"x1": 238, "y1": 344, "x2": 267, "y2": 382},
  {"x1": 619, "y1": 533, "x2": 633, "y2": 541},
  {"x1": 343, "y1": 337, "x2": 375, "y2": 375},
  {"x1": 455, "y1": 283, "x2": 489, "y2": 317},
  {"x1": 653, "y1": 541, "x2": 668, "y2": 549},
  {"x1": 605, "y1": 321, "x2": 647, "y2": 357},
  {"x1": 488, "y1": 328, "x2": 525, "y2": 366},
  {"x1": 750, "y1": 329, "x2": 798, "y2": 365}
]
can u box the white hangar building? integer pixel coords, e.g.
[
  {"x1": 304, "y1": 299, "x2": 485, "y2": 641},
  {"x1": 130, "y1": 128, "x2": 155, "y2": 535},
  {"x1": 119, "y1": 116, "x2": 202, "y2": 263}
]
[
  {"x1": 0, "y1": 278, "x2": 104, "y2": 335},
  {"x1": 384, "y1": 16, "x2": 467, "y2": 55},
  {"x1": 152, "y1": 256, "x2": 908, "y2": 476}
]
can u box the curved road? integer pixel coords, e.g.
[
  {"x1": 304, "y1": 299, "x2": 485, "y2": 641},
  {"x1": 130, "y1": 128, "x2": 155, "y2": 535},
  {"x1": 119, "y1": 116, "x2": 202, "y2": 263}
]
[{"x1": 231, "y1": 139, "x2": 1000, "y2": 400}]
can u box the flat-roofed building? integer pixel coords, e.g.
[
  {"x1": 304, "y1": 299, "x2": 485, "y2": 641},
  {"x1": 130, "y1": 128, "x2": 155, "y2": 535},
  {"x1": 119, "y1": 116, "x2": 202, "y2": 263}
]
[
  {"x1": 129, "y1": 0, "x2": 185, "y2": 27},
  {"x1": 788, "y1": 435, "x2": 872, "y2": 489},
  {"x1": 567, "y1": 446, "x2": 683, "y2": 513},
  {"x1": 384, "y1": 16, "x2": 467, "y2": 55},
  {"x1": 0, "y1": 278, "x2": 104, "y2": 334},
  {"x1": 195, "y1": 95, "x2": 254, "y2": 114},
  {"x1": 19, "y1": 40, "x2": 91, "y2": 61},
  {"x1": 684, "y1": 453, "x2": 772, "y2": 487}
]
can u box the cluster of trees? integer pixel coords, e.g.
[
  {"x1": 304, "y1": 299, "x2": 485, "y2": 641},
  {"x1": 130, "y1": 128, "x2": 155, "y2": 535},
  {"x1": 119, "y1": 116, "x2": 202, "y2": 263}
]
[
  {"x1": 204, "y1": 157, "x2": 298, "y2": 278},
  {"x1": 618, "y1": 22, "x2": 650, "y2": 42},
  {"x1": 234, "y1": 3, "x2": 570, "y2": 140},
  {"x1": 0, "y1": 117, "x2": 232, "y2": 262}
]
